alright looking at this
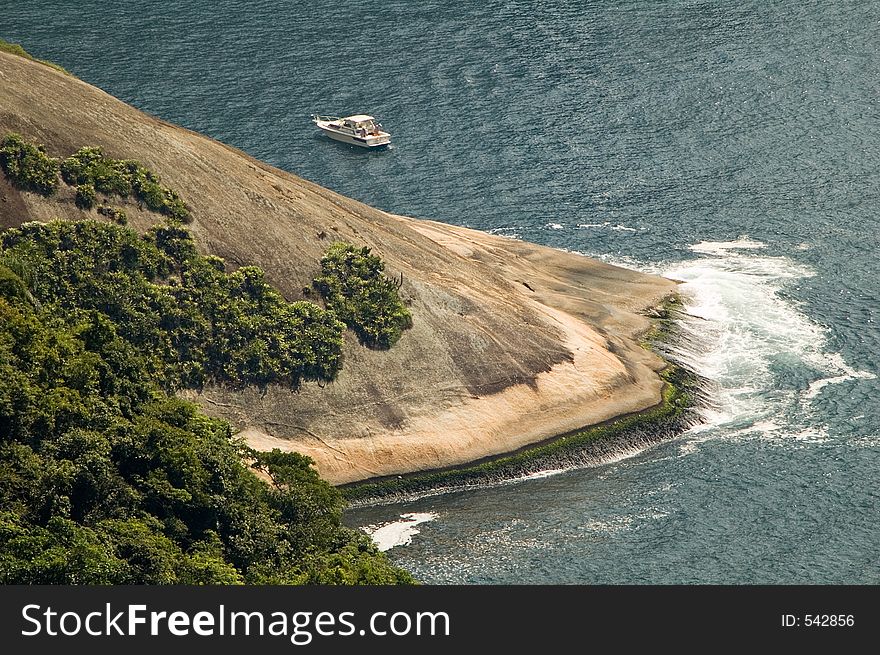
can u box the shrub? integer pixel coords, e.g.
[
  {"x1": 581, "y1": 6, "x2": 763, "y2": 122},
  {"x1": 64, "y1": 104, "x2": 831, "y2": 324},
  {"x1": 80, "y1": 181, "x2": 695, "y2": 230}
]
[
  {"x1": 0, "y1": 264, "x2": 27, "y2": 302},
  {"x1": 1, "y1": 136, "x2": 189, "y2": 221},
  {"x1": 129, "y1": 166, "x2": 190, "y2": 222},
  {"x1": 92, "y1": 161, "x2": 132, "y2": 196},
  {"x1": 313, "y1": 242, "x2": 413, "y2": 349},
  {"x1": 97, "y1": 205, "x2": 128, "y2": 225},
  {"x1": 60, "y1": 146, "x2": 104, "y2": 186},
  {"x1": 163, "y1": 192, "x2": 190, "y2": 223},
  {"x1": 63, "y1": 147, "x2": 132, "y2": 196},
  {"x1": 61, "y1": 146, "x2": 190, "y2": 221},
  {"x1": 0, "y1": 133, "x2": 59, "y2": 196},
  {"x1": 75, "y1": 183, "x2": 96, "y2": 209},
  {"x1": 131, "y1": 171, "x2": 165, "y2": 209}
]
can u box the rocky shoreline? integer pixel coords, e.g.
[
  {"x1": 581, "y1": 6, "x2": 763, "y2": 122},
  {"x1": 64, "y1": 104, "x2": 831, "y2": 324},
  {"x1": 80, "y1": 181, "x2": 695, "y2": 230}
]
[{"x1": 344, "y1": 362, "x2": 706, "y2": 507}]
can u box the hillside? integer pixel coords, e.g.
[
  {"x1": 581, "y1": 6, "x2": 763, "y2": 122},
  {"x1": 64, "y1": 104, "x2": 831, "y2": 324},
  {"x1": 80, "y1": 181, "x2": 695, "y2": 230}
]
[{"x1": 0, "y1": 49, "x2": 676, "y2": 485}]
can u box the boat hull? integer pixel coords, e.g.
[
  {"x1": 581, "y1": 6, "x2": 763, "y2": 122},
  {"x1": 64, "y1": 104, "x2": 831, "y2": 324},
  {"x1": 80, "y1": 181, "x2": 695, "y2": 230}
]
[{"x1": 318, "y1": 127, "x2": 390, "y2": 148}]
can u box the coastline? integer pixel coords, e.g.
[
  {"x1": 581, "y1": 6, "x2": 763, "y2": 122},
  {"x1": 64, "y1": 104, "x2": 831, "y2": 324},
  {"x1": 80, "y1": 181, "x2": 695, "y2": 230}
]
[
  {"x1": 342, "y1": 360, "x2": 700, "y2": 506},
  {"x1": 1, "y1": 48, "x2": 683, "y2": 489},
  {"x1": 239, "y1": 222, "x2": 678, "y2": 485}
]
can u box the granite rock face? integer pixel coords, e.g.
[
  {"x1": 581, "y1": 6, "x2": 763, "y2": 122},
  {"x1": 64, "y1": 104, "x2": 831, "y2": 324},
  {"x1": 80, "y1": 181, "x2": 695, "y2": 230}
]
[{"x1": 0, "y1": 51, "x2": 676, "y2": 483}]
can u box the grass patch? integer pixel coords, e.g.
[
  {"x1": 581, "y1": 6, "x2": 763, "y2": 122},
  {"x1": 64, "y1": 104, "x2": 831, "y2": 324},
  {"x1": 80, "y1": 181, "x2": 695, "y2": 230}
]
[{"x1": 0, "y1": 38, "x2": 70, "y2": 76}]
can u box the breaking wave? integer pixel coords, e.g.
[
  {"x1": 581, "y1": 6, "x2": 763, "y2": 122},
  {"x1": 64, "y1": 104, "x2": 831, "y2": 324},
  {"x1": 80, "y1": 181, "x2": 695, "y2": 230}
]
[{"x1": 654, "y1": 238, "x2": 875, "y2": 447}]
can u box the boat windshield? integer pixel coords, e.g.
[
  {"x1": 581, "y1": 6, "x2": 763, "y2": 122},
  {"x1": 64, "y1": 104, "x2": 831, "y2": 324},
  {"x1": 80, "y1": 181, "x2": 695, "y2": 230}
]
[{"x1": 337, "y1": 117, "x2": 384, "y2": 135}]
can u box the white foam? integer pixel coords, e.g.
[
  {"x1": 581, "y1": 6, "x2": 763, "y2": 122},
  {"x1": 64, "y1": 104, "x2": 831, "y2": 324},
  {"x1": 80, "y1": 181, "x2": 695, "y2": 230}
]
[
  {"x1": 591, "y1": 252, "x2": 648, "y2": 270},
  {"x1": 790, "y1": 426, "x2": 830, "y2": 443},
  {"x1": 576, "y1": 221, "x2": 638, "y2": 232},
  {"x1": 802, "y1": 352, "x2": 876, "y2": 399},
  {"x1": 487, "y1": 226, "x2": 521, "y2": 240},
  {"x1": 476, "y1": 443, "x2": 650, "y2": 489},
  {"x1": 362, "y1": 512, "x2": 438, "y2": 552},
  {"x1": 515, "y1": 468, "x2": 567, "y2": 481},
  {"x1": 804, "y1": 372, "x2": 875, "y2": 399},
  {"x1": 545, "y1": 222, "x2": 564, "y2": 230},
  {"x1": 656, "y1": 239, "x2": 874, "y2": 442},
  {"x1": 850, "y1": 435, "x2": 880, "y2": 448},
  {"x1": 749, "y1": 419, "x2": 784, "y2": 434},
  {"x1": 522, "y1": 442, "x2": 657, "y2": 485},
  {"x1": 678, "y1": 431, "x2": 720, "y2": 455},
  {"x1": 689, "y1": 237, "x2": 767, "y2": 255}
]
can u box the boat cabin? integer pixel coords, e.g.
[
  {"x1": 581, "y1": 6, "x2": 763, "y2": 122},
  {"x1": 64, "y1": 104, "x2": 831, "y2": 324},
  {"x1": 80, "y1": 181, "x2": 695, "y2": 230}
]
[{"x1": 341, "y1": 115, "x2": 382, "y2": 135}]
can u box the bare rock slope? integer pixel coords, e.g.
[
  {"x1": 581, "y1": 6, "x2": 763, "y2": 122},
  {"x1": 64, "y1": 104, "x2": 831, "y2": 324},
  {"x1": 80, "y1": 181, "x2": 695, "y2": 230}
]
[{"x1": 0, "y1": 51, "x2": 676, "y2": 484}]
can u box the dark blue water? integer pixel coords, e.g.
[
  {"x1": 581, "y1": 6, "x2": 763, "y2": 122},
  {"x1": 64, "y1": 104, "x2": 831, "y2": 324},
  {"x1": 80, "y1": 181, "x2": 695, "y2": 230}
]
[{"x1": 4, "y1": 0, "x2": 879, "y2": 583}]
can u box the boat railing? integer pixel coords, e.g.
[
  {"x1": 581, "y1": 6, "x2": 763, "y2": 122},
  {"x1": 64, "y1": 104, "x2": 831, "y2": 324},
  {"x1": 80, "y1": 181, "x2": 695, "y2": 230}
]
[{"x1": 311, "y1": 114, "x2": 340, "y2": 124}]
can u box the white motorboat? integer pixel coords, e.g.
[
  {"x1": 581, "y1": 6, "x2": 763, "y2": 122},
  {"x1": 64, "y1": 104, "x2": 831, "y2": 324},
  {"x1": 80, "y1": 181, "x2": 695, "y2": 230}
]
[{"x1": 311, "y1": 114, "x2": 391, "y2": 148}]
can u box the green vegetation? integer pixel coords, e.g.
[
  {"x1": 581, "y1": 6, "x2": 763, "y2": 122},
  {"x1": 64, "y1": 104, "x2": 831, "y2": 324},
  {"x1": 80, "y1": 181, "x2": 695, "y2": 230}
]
[
  {"x1": 639, "y1": 294, "x2": 685, "y2": 350},
  {"x1": 61, "y1": 147, "x2": 131, "y2": 195},
  {"x1": 75, "y1": 183, "x2": 96, "y2": 210},
  {"x1": 0, "y1": 122, "x2": 417, "y2": 583},
  {"x1": 1, "y1": 221, "x2": 345, "y2": 390},
  {"x1": 0, "y1": 219, "x2": 412, "y2": 584},
  {"x1": 97, "y1": 205, "x2": 128, "y2": 225},
  {"x1": 61, "y1": 146, "x2": 190, "y2": 222},
  {"x1": 344, "y1": 366, "x2": 696, "y2": 504},
  {"x1": 0, "y1": 264, "x2": 28, "y2": 302},
  {"x1": 313, "y1": 242, "x2": 412, "y2": 349},
  {"x1": 0, "y1": 38, "x2": 70, "y2": 75},
  {"x1": 0, "y1": 134, "x2": 60, "y2": 196},
  {"x1": 0, "y1": 134, "x2": 189, "y2": 222}
]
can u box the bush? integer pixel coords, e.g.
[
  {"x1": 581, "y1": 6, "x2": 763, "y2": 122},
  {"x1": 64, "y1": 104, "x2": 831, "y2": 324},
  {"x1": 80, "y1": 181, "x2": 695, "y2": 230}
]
[
  {"x1": 62, "y1": 146, "x2": 190, "y2": 221},
  {"x1": 60, "y1": 146, "x2": 104, "y2": 186},
  {"x1": 133, "y1": 173, "x2": 190, "y2": 222},
  {"x1": 62, "y1": 147, "x2": 133, "y2": 197},
  {"x1": 313, "y1": 242, "x2": 413, "y2": 349},
  {"x1": 0, "y1": 264, "x2": 27, "y2": 302},
  {"x1": 97, "y1": 205, "x2": 128, "y2": 225},
  {"x1": 75, "y1": 183, "x2": 96, "y2": 210},
  {"x1": 2, "y1": 137, "x2": 189, "y2": 220},
  {"x1": 0, "y1": 133, "x2": 59, "y2": 196}
]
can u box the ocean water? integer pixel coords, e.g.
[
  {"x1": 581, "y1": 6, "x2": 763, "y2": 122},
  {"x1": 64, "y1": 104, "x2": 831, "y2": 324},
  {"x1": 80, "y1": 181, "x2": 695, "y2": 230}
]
[{"x1": 4, "y1": 0, "x2": 879, "y2": 583}]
